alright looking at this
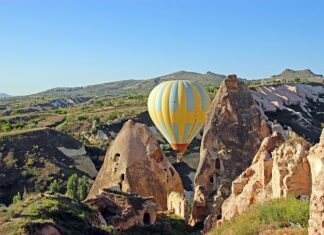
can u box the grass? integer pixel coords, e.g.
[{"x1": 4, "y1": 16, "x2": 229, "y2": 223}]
[
  {"x1": 209, "y1": 196, "x2": 309, "y2": 235},
  {"x1": 0, "y1": 193, "x2": 107, "y2": 235}
]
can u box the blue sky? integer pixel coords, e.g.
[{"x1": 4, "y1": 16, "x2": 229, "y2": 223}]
[{"x1": 1, "y1": 0, "x2": 323, "y2": 95}]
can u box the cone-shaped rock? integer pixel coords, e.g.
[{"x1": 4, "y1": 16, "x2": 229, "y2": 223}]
[
  {"x1": 191, "y1": 75, "x2": 270, "y2": 224},
  {"x1": 87, "y1": 120, "x2": 184, "y2": 210}
]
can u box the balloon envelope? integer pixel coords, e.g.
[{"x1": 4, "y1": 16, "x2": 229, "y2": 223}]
[{"x1": 147, "y1": 80, "x2": 211, "y2": 154}]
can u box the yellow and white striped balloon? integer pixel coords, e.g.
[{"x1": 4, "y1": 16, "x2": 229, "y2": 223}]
[{"x1": 148, "y1": 80, "x2": 211, "y2": 154}]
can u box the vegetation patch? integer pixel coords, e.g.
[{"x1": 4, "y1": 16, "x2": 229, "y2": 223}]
[{"x1": 209, "y1": 196, "x2": 309, "y2": 235}]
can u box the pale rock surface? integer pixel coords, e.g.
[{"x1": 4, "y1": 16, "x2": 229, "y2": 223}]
[
  {"x1": 272, "y1": 138, "x2": 311, "y2": 198},
  {"x1": 252, "y1": 84, "x2": 324, "y2": 112},
  {"x1": 87, "y1": 120, "x2": 184, "y2": 210},
  {"x1": 308, "y1": 129, "x2": 324, "y2": 235},
  {"x1": 57, "y1": 146, "x2": 98, "y2": 178},
  {"x1": 219, "y1": 133, "x2": 312, "y2": 226},
  {"x1": 252, "y1": 83, "x2": 324, "y2": 143},
  {"x1": 167, "y1": 191, "x2": 189, "y2": 221},
  {"x1": 191, "y1": 75, "x2": 269, "y2": 224}
]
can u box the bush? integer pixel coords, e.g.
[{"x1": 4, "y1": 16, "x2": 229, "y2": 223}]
[
  {"x1": 49, "y1": 179, "x2": 61, "y2": 193},
  {"x1": 66, "y1": 174, "x2": 78, "y2": 199},
  {"x1": 107, "y1": 112, "x2": 118, "y2": 121},
  {"x1": 77, "y1": 176, "x2": 89, "y2": 201},
  {"x1": 77, "y1": 115, "x2": 88, "y2": 121},
  {"x1": 12, "y1": 192, "x2": 22, "y2": 204}
]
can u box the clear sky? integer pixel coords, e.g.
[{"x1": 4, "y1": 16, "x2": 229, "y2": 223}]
[{"x1": 1, "y1": 0, "x2": 323, "y2": 96}]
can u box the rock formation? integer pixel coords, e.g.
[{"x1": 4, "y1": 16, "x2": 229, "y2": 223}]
[
  {"x1": 251, "y1": 84, "x2": 324, "y2": 143},
  {"x1": 221, "y1": 132, "x2": 284, "y2": 221},
  {"x1": 308, "y1": 129, "x2": 324, "y2": 235},
  {"x1": 167, "y1": 191, "x2": 189, "y2": 221},
  {"x1": 272, "y1": 137, "x2": 311, "y2": 198},
  {"x1": 87, "y1": 120, "x2": 184, "y2": 210},
  {"x1": 191, "y1": 75, "x2": 269, "y2": 224},
  {"x1": 220, "y1": 134, "x2": 311, "y2": 224},
  {"x1": 85, "y1": 189, "x2": 158, "y2": 231}
]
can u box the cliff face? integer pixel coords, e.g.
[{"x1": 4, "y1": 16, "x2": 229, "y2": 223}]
[
  {"x1": 252, "y1": 83, "x2": 324, "y2": 143},
  {"x1": 87, "y1": 120, "x2": 184, "y2": 210},
  {"x1": 307, "y1": 129, "x2": 324, "y2": 235},
  {"x1": 190, "y1": 75, "x2": 269, "y2": 224}
]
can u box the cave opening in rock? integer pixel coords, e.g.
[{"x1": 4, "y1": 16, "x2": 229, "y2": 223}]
[
  {"x1": 215, "y1": 158, "x2": 221, "y2": 170},
  {"x1": 209, "y1": 176, "x2": 214, "y2": 184},
  {"x1": 113, "y1": 153, "x2": 120, "y2": 161},
  {"x1": 120, "y1": 174, "x2": 125, "y2": 181},
  {"x1": 143, "y1": 213, "x2": 151, "y2": 225}
]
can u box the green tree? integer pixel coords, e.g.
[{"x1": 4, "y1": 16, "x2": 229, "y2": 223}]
[
  {"x1": 49, "y1": 179, "x2": 60, "y2": 193},
  {"x1": 12, "y1": 192, "x2": 22, "y2": 204},
  {"x1": 66, "y1": 174, "x2": 78, "y2": 199},
  {"x1": 77, "y1": 176, "x2": 89, "y2": 201}
]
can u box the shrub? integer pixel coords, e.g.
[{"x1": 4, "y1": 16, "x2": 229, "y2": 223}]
[
  {"x1": 12, "y1": 192, "x2": 22, "y2": 204},
  {"x1": 107, "y1": 112, "x2": 118, "y2": 121},
  {"x1": 66, "y1": 174, "x2": 78, "y2": 199},
  {"x1": 77, "y1": 176, "x2": 89, "y2": 201},
  {"x1": 49, "y1": 179, "x2": 61, "y2": 193},
  {"x1": 77, "y1": 115, "x2": 88, "y2": 121}
]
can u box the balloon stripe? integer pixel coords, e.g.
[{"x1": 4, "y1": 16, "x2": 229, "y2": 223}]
[
  {"x1": 193, "y1": 82, "x2": 207, "y2": 111},
  {"x1": 184, "y1": 81, "x2": 194, "y2": 112},
  {"x1": 155, "y1": 82, "x2": 168, "y2": 112},
  {"x1": 172, "y1": 123, "x2": 179, "y2": 143},
  {"x1": 182, "y1": 122, "x2": 191, "y2": 143},
  {"x1": 169, "y1": 81, "x2": 178, "y2": 112},
  {"x1": 162, "y1": 82, "x2": 176, "y2": 143},
  {"x1": 188, "y1": 122, "x2": 203, "y2": 142}
]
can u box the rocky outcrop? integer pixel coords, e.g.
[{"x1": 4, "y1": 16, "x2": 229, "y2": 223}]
[
  {"x1": 87, "y1": 120, "x2": 184, "y2": 210},
  {"x1": 220, "y1": 134, "x2": 311, "y2": 224},
  {"x1": 167, "y1": 191, "x2": 189, "y2": 221},
  {"x1": 57, "y1": 146, "x2": 98, "y2": 178},
  {"x1": 85, "y1": 189, "x2": 158, "y2": 231},
  {"x1": 191, "y1": 75, "x2": 269, "y2": 224},
  {"x1": 272, "y1": 138, "x2": 311, "y2": 198},
  {"x1": 252, "y1": 84, "x2": 324, "y2": 143},
  {"x1": 221, "y1": 132, "x2": 284, "y2": 221},
  {"x1": 308, "y1": 129, "x2": 324, "y2": 235}
]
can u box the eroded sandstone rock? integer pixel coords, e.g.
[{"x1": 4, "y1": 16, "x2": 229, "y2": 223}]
[
  {"x1": 308, "y1": 129, "x2": 324, "y2": 235},
  {"x1": 191, "y1": 75, "x2": 269, "y2": 224},
  {"x1": 220, "y1": 134, "x2": 312, "y2": 225},
  {"x1": 272, "y1": 137, "x2": 311, "y2": 198},
  {"x1": 87, "y1": 120, "x2": 184, "y2": 210},
  {"x1": 85, "y1": 189, "x2": 158, "y2": 231},
  {"x1": 221, "y1": 132, "x2": 284, "y2": 221}
]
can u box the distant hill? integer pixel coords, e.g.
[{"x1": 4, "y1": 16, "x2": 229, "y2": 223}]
[
  {"x1": 0, "y1": 93, "x2": 11, "y2": 99},
  {"x1": 263, "y1": 69, "x2": 324, "y2": 83},
  {"x1": 33, "y1": 71, "x2": 226, "y2": 98},
  {"x1": 19, "y1": 68, "x2": 324, "y2": 98}
]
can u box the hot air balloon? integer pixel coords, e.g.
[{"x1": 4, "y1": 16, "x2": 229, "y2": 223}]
[{"x1": 148, "y1": 80, "x2": 211, "y2": 155}]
